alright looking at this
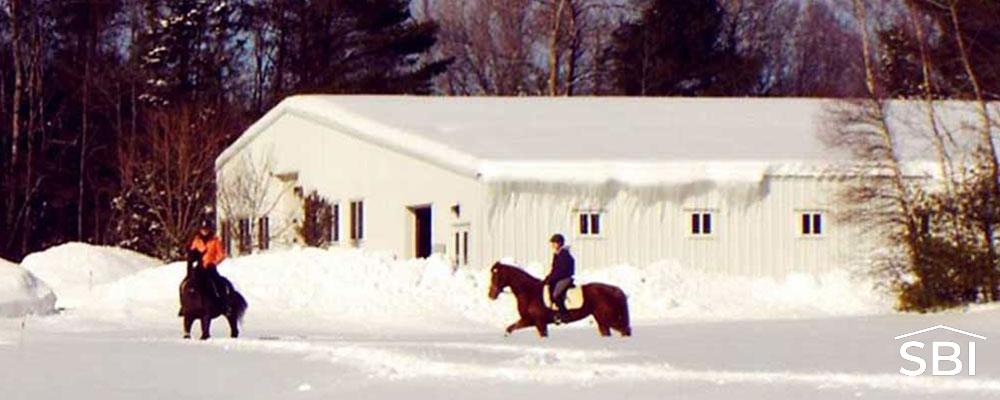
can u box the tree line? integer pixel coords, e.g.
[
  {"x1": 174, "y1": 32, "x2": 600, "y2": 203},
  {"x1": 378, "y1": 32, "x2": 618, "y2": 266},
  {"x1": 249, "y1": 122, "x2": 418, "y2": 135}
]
[
  {"x1": 1, "y1": 0, "x2": 999, "y2": 304},
  {"x1": 824, "y1": 0, "x2": 1000, "y2": 310}
]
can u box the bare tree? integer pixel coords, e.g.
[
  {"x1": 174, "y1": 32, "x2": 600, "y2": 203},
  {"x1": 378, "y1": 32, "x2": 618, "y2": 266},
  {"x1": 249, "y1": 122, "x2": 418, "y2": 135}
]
[
  {"x1": 823, "y1": 0, "x2": 1000, "y2": 309},
  {"x1": 217, "y1": 149, "x2": 297, "y2": 246},
  {"x1": 820, "y1": 0, "x2": 925, "y2": 307},
  {"x1": 113, "y1": 105, "x2": 233, "y2": 260},
  {"x1": 433, "y1": 0, "x2": 540, "y2": 95},
  {"x1": 539, "y1": 0, "x2": 626, "y2": 95},
  {"x1": 431, "y1": 0, "x2": 623, "y2": 95}
]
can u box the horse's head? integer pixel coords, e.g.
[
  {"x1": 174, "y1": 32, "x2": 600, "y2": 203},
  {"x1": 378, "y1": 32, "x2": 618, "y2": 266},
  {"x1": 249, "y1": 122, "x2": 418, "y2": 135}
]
[{"x1": 488, "y1": 262, "x2": 509, "y2": 300}]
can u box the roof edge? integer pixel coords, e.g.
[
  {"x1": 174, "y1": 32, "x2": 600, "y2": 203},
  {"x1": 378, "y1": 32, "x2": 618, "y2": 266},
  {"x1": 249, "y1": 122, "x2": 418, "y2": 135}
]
[{"x1": 216, "y1": 96, "x2": 482, "y2": 179}]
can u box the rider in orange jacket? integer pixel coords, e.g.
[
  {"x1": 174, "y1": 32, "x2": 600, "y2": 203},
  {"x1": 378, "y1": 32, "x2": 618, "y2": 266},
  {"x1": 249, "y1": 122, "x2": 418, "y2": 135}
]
[{"x1": 188, "y1": 220, "x2": 228, "y2": 299}]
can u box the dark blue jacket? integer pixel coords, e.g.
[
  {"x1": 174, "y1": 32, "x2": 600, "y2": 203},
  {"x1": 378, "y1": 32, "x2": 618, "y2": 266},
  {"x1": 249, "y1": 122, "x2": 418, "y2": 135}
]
[{"x1": 546, "y1": 247, "x2": 575, "y2": 283}]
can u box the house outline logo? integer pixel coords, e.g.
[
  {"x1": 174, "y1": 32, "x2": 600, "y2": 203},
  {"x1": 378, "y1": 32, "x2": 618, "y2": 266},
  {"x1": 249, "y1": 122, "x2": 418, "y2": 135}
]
[{"x1": 895, "y1": 325, "x2": 986, "y2": 377}]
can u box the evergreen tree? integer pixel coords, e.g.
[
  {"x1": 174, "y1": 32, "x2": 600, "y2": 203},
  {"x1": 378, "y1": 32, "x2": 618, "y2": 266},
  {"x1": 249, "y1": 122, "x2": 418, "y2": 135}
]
[
  {"x1": 137, "y1": 0, "x2": 243, "y2": 108},
  {"x1": 879, "y1": 0, "x2": 1000, "y2": 100},
  {"x1": 602, "y1": 0, "x2": 759, "y2": 96},
  {"x1": 267, "y1": 0, "x2": 449, "y2": 98}
]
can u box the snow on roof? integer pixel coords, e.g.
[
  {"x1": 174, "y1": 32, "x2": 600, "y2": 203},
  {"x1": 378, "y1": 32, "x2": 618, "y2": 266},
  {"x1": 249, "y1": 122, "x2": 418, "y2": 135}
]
[
  {"x1": 218, "y1": 95, "x2": 965, "y2": 185},
  {"x1": 303, "y1": 96, "x2": 834, "y2": 161}
]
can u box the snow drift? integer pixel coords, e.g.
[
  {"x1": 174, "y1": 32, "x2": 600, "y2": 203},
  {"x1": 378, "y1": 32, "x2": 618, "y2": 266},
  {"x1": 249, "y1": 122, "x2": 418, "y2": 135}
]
[
  {"x1": 74, "y1": 247, "x2": 889, "y2": 331},
  {"x1": 20, "y1": 243, "x2": 160, "y2": 309},
  {"x1": 88, "y1": 248, "x2": 509, "y2": 332},
  {"x1": 0, "y1": 258, "x2": 56, "y2": 318},
  {"x1": 581, "y1": 261, "x2": 889, "y2": 320}
]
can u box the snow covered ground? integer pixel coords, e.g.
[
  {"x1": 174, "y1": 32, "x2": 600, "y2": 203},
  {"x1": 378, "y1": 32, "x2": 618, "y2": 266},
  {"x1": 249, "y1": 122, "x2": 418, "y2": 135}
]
[
  {"x1": 0, "y1": 257, "x2": 56, "y2": 318},
  {"x1": 2, "y1": 244, "x2": 999, "y2": 399}
]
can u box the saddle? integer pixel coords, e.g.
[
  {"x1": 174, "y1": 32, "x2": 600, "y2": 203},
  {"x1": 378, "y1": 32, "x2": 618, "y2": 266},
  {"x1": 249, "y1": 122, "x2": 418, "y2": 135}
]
[
  {"x1": 543, "y1": 284, "x2": 585, "y2": 311},
  {"x1": 178, "y1": 275, "x2": 234, "y2": 317},
  {"x1": 180, "y1": 275, "x2": 233, "y2": 297}
]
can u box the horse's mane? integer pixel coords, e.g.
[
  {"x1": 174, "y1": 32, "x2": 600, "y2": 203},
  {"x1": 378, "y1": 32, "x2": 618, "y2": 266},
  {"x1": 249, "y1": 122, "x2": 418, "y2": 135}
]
[{"x1": 495, "y1": 263, "x2": 542, "y2": 284}]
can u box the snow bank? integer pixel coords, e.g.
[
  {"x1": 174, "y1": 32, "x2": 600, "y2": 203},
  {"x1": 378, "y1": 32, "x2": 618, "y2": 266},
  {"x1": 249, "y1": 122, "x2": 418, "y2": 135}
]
[
  {"x1": 0, "y1": 258, "x2": 57, "y2": 318},
  {"x1": 20, "y1": 243, "x2": 161, "y2": 309},
  {"x1": 581, "y1": 261, "x2": 890, "y2": 321},
  {"x1": 79, "y1": 247, "x2": 889, "y2": 332},
  {"x1": 89, "y1": 248, "x2": 509, "y2": 332}
]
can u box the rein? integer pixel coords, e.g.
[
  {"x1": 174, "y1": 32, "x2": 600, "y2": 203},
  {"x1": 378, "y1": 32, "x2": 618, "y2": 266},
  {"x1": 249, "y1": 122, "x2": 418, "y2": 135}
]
[{"x1": 497, "y1": 265, "x2": 543, "y2": 297}]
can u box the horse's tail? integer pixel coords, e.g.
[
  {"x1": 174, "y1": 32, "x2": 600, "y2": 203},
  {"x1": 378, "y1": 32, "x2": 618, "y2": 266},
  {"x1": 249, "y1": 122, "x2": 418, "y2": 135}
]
[
  {"x1": 230, "y1": 291, "x2": 248, "y2": 325},
  {"x1": 617, "y1": 289, "x2": 631, "y2": 336}
]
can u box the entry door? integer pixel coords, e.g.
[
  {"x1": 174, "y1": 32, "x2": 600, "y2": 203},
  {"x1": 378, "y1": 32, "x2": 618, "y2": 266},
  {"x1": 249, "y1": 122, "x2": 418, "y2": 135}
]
[{"x1": 411, "y1": 206, "x2": 432, "y2": 258}]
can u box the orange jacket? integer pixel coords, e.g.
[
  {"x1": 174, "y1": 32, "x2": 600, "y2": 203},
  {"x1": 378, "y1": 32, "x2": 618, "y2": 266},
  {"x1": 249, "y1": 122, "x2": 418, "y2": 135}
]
[{"x1": 190, "y1": 236, "x2": 226, "y2": 268}]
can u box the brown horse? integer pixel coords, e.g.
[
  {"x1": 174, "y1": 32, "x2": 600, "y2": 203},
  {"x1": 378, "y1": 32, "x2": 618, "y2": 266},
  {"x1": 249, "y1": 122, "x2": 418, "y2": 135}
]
[
  {"x1": 178, "y1": 273, "x2": 247, "y2": 340},
  {"x1": 487, "y1": 262, "x2": 631, "y2": 338}
]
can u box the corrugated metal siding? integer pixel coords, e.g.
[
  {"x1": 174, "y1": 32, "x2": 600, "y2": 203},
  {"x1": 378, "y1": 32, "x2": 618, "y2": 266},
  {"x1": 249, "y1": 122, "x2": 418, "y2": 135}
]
[
  {"x1": 480, "y1": 177, "x2": 868, "y2": 277},
  {"x1": 222, "y1": 112, "x2": 870, "y2": 277}
]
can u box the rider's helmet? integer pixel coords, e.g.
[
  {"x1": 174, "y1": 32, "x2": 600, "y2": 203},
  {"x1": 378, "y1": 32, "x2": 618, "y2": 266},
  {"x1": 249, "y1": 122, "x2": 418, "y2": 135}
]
[{"x1": 199, "y1": 217, "x2": 216, "y2": 234}]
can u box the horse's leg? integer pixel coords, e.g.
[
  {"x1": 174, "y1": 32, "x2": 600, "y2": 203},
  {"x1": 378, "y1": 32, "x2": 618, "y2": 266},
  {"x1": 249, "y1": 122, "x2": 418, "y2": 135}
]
[
  {"x1": 182, "y1": 316, "x2": 194, "y2": 339},
  {"x1": 597, "y1": 324, "x2": 612, "y2": 337},
  {"x1": 534, "y1": 322, "x2": 548, "y2": 338},
  {"x1": 199, "y1": 317, "x2": 212, "y2": 340},
  {"x1": 615, "y1": 325, "x2": 632, "y2": 337},
  {"x1": 591, "y1": 305, "x2": 613, "y2": 337},
  {"x1": 505, "y1": 319, "x2": 531, "y2": 336},
  {"x1": 226, "y1": 313, "x2": 240, "y2": 338}
]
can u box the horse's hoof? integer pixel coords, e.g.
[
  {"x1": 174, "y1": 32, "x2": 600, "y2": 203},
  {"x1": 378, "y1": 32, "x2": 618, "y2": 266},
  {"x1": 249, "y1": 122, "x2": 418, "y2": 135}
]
[
  {"x1": 183, "y1": 334, "x2": 191, "y2": 339},
  {"x1": 200, "y1": 336, "x2": 210, "y2": 341}
]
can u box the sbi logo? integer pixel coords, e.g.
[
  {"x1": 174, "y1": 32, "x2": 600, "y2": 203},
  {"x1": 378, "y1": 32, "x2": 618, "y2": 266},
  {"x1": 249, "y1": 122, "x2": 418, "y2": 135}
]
[{"x1": 895, "y1": 325, "x2": 986, "y2": 377}]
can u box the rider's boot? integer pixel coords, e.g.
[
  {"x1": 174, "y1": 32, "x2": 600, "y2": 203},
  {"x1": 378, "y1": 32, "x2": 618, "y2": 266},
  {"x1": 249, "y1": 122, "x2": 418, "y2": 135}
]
[{"x1": 555, "y1": 301, "x2": 569, "y2": 325}]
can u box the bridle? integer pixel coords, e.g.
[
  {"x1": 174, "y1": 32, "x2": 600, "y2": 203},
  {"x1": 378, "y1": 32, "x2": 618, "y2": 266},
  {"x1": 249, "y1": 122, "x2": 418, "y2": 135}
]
[{"x1": 488, "y1": 267, "x2": 510, "y2": 299}]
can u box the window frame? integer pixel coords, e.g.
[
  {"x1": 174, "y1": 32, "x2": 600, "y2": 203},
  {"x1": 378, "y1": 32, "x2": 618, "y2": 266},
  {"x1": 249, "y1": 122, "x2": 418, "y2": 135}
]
[
  {"x1": 797, "y1": 210, "x2": 826, "y2": 238},
  {"x1": 221, "y1": 220, "x2": 233, "y2": 255},
  {"x1": 238, "y1": 217, "x2": 253, "y2": 254},
  {"x1": 575, "y1": 209, "x2": 605, "y2": 238},
  {"x1": 452, "y1": 223, "x2": 471, "y2": 267},
  {"x1": 349, "y1": 200, "x2": 365, "y2": 243},
  {"x1": 257, "y1": 216, "x2": 270, "y2": 251},
  {"x1": 688, "y1": 210, "x2": 715, "y2": 238},
  {"x1": 331, "y1": 203, "x2": 340, "y2": 243}
]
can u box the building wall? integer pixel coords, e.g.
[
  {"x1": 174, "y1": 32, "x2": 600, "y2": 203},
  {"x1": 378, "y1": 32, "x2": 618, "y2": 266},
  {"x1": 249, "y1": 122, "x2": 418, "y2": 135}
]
[
  {"x1": 217, "y1": 111, "x2": 487, "y2": 266},
  {"x1": 480, "y1": 177, "x2": 868, "y2": 277},
  {"x1": 219, "y1": 111, "x2": 869, "y2": 277}
]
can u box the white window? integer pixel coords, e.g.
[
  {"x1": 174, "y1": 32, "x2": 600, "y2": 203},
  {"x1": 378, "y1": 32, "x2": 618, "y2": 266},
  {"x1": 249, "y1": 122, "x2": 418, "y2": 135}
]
[
  {"x1": 350, "y1": 200, "x2": 364, "y2": 241},
  {"x1": 691, "y1": 212, "x2": 713, "y2": 236},
  {"x1": 453, "y1": 225, "x2": 470, "y2": 267},
  {"x1": 577, "y1": 211, "x2": 603, "y2": 236},
  {"x1": 801, "y1": 212, "x2": 824, "y2": 236}
]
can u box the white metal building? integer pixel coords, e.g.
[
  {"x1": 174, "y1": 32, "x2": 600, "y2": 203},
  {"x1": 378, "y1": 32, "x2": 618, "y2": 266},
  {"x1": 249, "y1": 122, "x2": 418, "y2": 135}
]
[{"x1": 215, "y1": 96, "x2": 885, "y2": 277}]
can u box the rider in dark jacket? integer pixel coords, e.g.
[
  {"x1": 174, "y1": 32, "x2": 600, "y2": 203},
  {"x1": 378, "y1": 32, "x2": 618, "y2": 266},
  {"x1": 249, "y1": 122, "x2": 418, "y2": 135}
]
[{"x1": 543, "y1": 234, "x2": 575, "y2": 323}]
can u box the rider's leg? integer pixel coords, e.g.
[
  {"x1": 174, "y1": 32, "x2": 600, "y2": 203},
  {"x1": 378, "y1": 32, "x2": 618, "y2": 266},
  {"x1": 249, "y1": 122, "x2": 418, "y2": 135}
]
[
  {"x1": 553, "y1": 278, "x2": 572, "y2": 322},
  {"x1": 204, "y1": 266, "x2": 222, "y2": 299}
]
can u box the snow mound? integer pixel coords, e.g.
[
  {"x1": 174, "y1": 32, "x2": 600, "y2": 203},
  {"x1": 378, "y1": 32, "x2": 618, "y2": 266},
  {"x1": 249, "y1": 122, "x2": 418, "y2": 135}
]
[
  {"x1": 80, "y1": 247, "x2": 889, "y2": 331},
  {"x1": 583, "y1": 261, "x2": 891, "y2": 321},
  {"x1": 21, "y1": 243, "x2": 161, "y2": 309},
  {"x1": 90, "y1": 248, "x2": 510, "y2": 332},
  {"x1": 0, "y1": 258, "x2": 57, "y2": 318}
]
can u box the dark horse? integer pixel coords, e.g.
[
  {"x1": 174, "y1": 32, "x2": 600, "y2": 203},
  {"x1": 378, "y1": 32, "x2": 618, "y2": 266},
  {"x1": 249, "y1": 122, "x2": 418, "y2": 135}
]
[
  {"x1": 487, "y1": 262, "x2": 631, "y2": 337},
  {"x1": 178, "y1": 272, "x2": 248, "y2": 340}
]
